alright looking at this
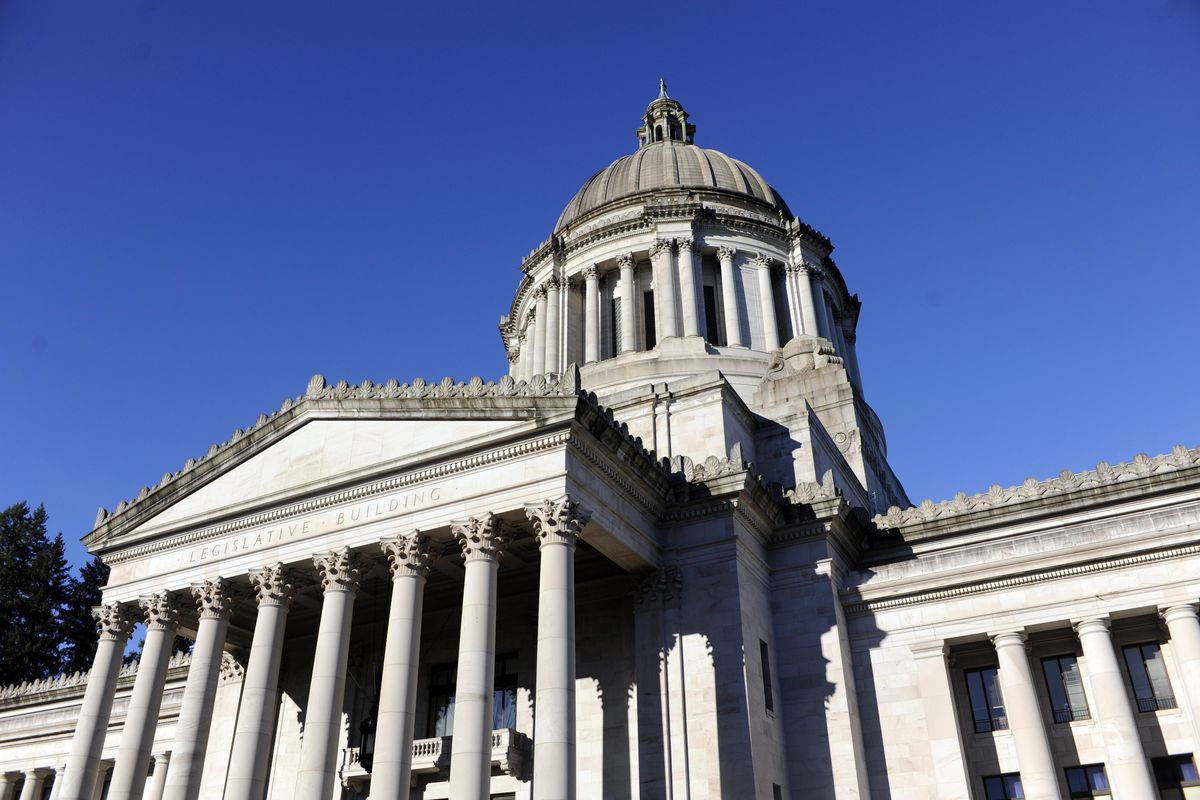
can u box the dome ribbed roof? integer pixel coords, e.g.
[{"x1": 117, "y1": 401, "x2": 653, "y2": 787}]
[{"x1": 555, "y1": 140, "x2": 791, "y2": 232}]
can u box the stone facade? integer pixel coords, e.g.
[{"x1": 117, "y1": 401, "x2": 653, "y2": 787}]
[{"x1": 0, "y1": 85, "x2": 1196, "y2": 800}]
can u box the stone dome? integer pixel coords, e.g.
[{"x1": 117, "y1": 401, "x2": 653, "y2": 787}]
[
  {"x1": 555, "y1": 142, "x2": 792, "y2": 232},
  {"x1": 554, "y1": 83, "x2": 791, "y2": 232}
]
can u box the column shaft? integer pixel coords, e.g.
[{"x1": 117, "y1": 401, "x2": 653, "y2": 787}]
[
  {"x1": 796, "y1": 265, "x2": 819, "y2": 337},
  {"x1": 0, "y1": 776, "x2": 17, "y2": 800},
  {"x1": 1162, "y1": 604, "x2": 1200, "y2": 744},
  {"x1": 224, "y1": 565, "x2": 292, "y2": 800},
  {"x1": 618, "y1": 256, "x2": 636, "y2": 353},
  {"x1": 47, "y1": 766, "x2": 66, "y2": 800},
  {"x1": 371, "y1": 535, "x2": 432, "y2": 800},
  {"x1": 676, "y1": 239, "x2": 701, "y2": 338},
  {"x1": 59, "y1": 605, "x2": 132, "y2": 800},
  {"x1": 295, "y1": 550, "x2": 362, "y2": 800},
  {"x1": 755, "y1": 257, "x2": 780, "y2": 350},
  {"x1": 911, "y1": 643, "x2": 970, "y2": 799},
  {"x1": 991, "y1": 632, "x2": 1058, "y2": 798},
  {"x1": 88, "y1": 764, "x2": 110, "y2": 800},
  {"x1": 162, "y1": 580, "x2": 231, "y2": 800},
  {"x1": 583, "y1": 268, "x2": 600, "y2": 363},
  {"x1": 449, "y1": 515, "x2": 507, "y2": 800},
  {"x1": 1075, "y1": 618, "x2": 1158, "y2": 798},
  {"x1": 18, "y1": 771, "x2": 48, "y2": 800},
  {"x1": 544, "y1": 279, "x2": 561, "y2": 374},
  {"x1": 527, "y1": 498, "x2": 589, "y2": 800},
  {"x1": 717, "y1": 248, "x2": 743, "y2": 346},
  {"x1": 143, "y1": 754, "x2": 169, "y2": 800},
  {"x1": 107, "y1": 595, "x2": 180, "y2": 800},
  {"x1": 783, "y1": 267, "x2": 803, "y2": 339},
  {"x1": 532, "y1": 288, "x2": 548, "y2": 374},
  {"x1": 651, "y1": 240, "x2": 679, "y2": 339}
]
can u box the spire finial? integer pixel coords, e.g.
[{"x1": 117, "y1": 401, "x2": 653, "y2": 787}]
[{"x1": 658, "y1": 78, "x2": 669, "y2": 100}]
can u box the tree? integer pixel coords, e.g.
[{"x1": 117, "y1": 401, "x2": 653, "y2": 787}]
[
  {"x1": 0, "y1": 503, "x2": 70, "y2": 684},
  {"x1": 59, "y1": 555, "x2": 109, "y2": 675}
]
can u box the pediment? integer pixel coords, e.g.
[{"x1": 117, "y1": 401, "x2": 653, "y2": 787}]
[{"x1": 120, "y1": 415, "x2": 529, "y2": 542}]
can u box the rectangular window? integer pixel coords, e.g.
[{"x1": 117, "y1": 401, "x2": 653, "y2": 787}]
[
  {"x1": 643, "y1": 291, "x2": 656, "y2": 348},
  {"x1": 610, "y1": 297, "x2": 621, "y2": 355},
  {"x1": 1065, "y1": 764, "x2": 1111, "y2": 798},
  {"x1": 427, "y1": 653, "x2": 519, "y2": 737},
  {"x1": 965, "y1": 666, "x2": 1008, "y2": 733},
  {"x1": 772, "y1": 784, "x2": 783, "y2": 800},
  {"x1": 760, "y1": 640, "x2": 774, "y2": 713},
  {"x1": 1042, "y1": 654, "x2": 1090, "y2": 723},
  {"x1": 1123, "y1": 642, "x2": 1177, "y2": 712},
  {"x1": 703, "y1": 284, "x2": 721, "y2": 345},
  {"x1": 1153, "y1": 754, "x2": 1200, "y2": 799},
  {"x1": 982, "y1": 773, "x2": 1023, "y2": 799}
]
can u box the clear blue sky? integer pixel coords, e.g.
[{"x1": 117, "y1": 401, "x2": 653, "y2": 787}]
[{"x1": 2, "y1": 2, "x2": 1198, "y2": 571}]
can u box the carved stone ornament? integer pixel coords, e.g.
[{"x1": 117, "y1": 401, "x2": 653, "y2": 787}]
[
  {"x1": 752, "y1": 254, "x2": 772, "y2": 269},
  {"x1": 676, "y1": 237, "x2": 693, "y2": 252},
  {"x1": 452, "y1": 513, "x2": 508, "y2": 563},
  {"x1": 582, "y1": 265, "x2": 598, "y2": 281},
  {"x1": 534, "y1": 284, "x2": 548, "y2": 299},
  {"x1": 313, "y1": 548, "x2": 364, "y2": 593},
  {"x1": 716, "y1": 246, "x2": 736, "y2": 262},
  {"x1": 93, "y1": 603, "x2": 135, "y2": 642},
  {"x1": 525, "y1": 496, "x2": 591, "y2": 549},
  {"x1": 380, "y1": 533, "x2": 434, "y2": 579},
  {"x1": 629, "y1": 567, "x2": 681, "y2": 609},
  {"x1": 785, "y1": 469, "x2": 841, "y2": 506},
  {"x1": 191, "y1": 579, "x2": 233, "y2": 620},
  {"x1": 649, "y1": 239, "x2": 671, "y2": 258},
  {"x1": 219, "y1": 651, "x2": 246, "y2": 683},
  {"x1": 139, "y1": 592, "x2": 183, "y2": 632},
  {"x1": 616, "y1": 253, "x2": 634, "y2": 269},
  {"x1": 249, "y1": 563, "x2": 294, "y2": 607}
]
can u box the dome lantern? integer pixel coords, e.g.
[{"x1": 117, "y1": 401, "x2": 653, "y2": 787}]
[{"x1": 637, "y1": 79, "x2": 695, "y2": 147}]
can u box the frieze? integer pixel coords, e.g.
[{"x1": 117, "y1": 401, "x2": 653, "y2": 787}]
[{"x1": 874, "y1": 444, "x2": 1200, "y2": 531}]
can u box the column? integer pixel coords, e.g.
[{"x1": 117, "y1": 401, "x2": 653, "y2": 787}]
[
  {"x1": 47, "y1": 765, "x2": 66, "y2": 800},
  {"x1": 716, "y1": 247, "x2": 743, "y2": 346},
  {"x1": 532, "y1": 285, "x2": 548, "y2": 374},
  {"x1": 842, "y1": 327, "x2": 864, "y2": 389},
  {"x1": 224, "y1": 564, "x2": 294, "y2": 800},
  {"x1": 783, "y1": 263, "x2": 803, "y2": 340},
  {"x1": 795, "y1": 263, "x2": 820, "y2": 337},
  {"x1": 0, "y1": 775, "x2": 17, "y2": 800},
  {"x1": 814, "y1": 274, "x2": 836, "y2": 341},
  {"x1": 754, "y1": 255, "x2": 780, "y2": 350},
  {"x1": 59, "y1": 604, "x2": 134, "y2": 800},
  {"x1": 991, "y1": 632, "x2": 1059, "y2": 798},
  {"x1": 448, "y1": 514, "x2": 508, "y2": 800},
  {"x1": 162, "y1": 580, "x2": 231, "y2": 800},
  {"x1": 142, "y1": 754, "x2": 169, "y2": 800},
  {"x1": 18, "y1": 769, "x2": 51, "y2": 800},
  {"x1": 295, "y1": 549, "x2": 363, "y2": 800},
  {"x1": 1074, "y1": 618, "x2": 1158, "y2": 798},
  {"x1": 526, "y1": 497, "x2": 591, "y2": 800},
  {"x1": 650, "y1": 239, "x2": 679, "y2": 339},
  {"x1": 89, "y1": 764, "x2": 110, "y2": 800},
  {"x1": 676, "y1": 238, "x2": 702, "y2": 338},
  {"x1": 371, "y1": 534, "x2": 434, "y2": 800},
  {"x1": 1162, "y1": 603, "x2": 1200, "y2": 743},
  {"x1": 617, "y1": 254, "x2": 636, "y2": 353},
  {"x1": 911, "y1": 643, "x2": 970, "y2": 799},
  {"x1": 107, "y1": 593, "x2": 181, "y2": 800},
  {"x1": 583, "y1": 266, "x2": 600, "y2": 364},
  {"x1": 544, "y1": 277, "x2": 561, "y2": 374}
]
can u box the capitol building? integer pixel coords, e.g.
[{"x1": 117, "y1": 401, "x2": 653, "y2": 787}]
[{"x1": 1, "y1": 85, "x2": 1198, "y2": 800}]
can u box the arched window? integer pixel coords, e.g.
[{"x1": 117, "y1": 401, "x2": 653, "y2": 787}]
[{"x1": 655, "y1": 125, "x2": 663, "y2": 141}]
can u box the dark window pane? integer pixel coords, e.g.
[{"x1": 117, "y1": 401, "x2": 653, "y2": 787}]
[
  {"x1": 984, "y1": 776, "x2": 1005, "y2": 799},
  {"x1": 1066, "y1": 767, "x2": 1089, "y2": 793},
  {"x1": 760, "y1": 640, "x2": 774, "y2": 713},
  {"x1": 1087, "y1": 765, "x2": 1109, "y2": 791},
  {"x1": 967, "y1": 670, "x2": 991, "y2": 732},
  {"x1": 703, "y1": 285, "x2": 721, "y2": 345},
  {"x1": 643, "y1": 292, "x2": 656, "y2": 346}
]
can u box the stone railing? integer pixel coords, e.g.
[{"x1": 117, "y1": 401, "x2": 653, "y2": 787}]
[
  {"x1": 874, "y1": 444, "x2": 1200, "y2": 530},
  {"x1": 339, "y1": 728, "x2": 531, "y2": 790},
  {"x1": 0, "y1": 651, "x2": 192, "y2": 705}
]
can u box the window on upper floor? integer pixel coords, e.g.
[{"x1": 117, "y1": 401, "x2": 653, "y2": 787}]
[
  {"x1": 965, "y1": 666, "x2": 1008, "y2": 733},
  {"x1": 760, "y1": 640, "x2": 774, "y2": 713},
  {"x1": 703, "y1": 284, "x2": 721, "y2": 346},
  {"x1": 1123, "y1": 642, "x2": 1177, "y2": 712},
  {"x1": 1065, "y1": 764, "x2": 1111, "y2": 798},
  {"x1": 983, "y1": 772, "x2": 1023, "y2": 799},
  {"x1": 642, "y1": 291, "x2": 656, "y2": 348},
  {"x1": 1153, "y1": 754, "x2": 1199, "y2": 799},
  {"x1": 1042, "y1": 654, "x2": 1090, "y2": 723},
  {"x1": 426, "y1": 652, "x2": 519, "y2": 738}
]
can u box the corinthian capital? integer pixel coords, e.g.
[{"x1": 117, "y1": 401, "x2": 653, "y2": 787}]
[
  {"x1": 716, "y1": 246, "x2": 736, "y2": 262},
  {"x1": 313, "y1": 548, "x2": 364, "y2": 593},
  {"x1": 249, "y1": 563, "x2": 294, "y2": 607},
  {"x1": 582, "y1": 265, "x2": 598, "y2": 281},
  {"x1": 139, "y1": 592, "x2": 183, "y2": 632},
  {"x1": 93, "y1": 603, "x2": 135, "y2": 642},
  {"x1": 676, "y1": 237, "x2": 694, "y2": 252},
  {"x1": 191, "y1": 579, "x2": 233, "y2": 620},
  {"x1": 616, "y1": 253, "x2": 634, "y2": 270},
  {"x1": 534, "y1": 284, "x2": 548, "y2": 300},
  {"x1": 452, "y1": 513, "x2": 507, "y2": 563},
  {"x1": 525, "y1": 496, "x2": 591, "y2": 549},
  {"x1": 650, "y1": 239, "x2": 672, "y2": 258},
  {"x1": 751, "y1": 254, "x2": 772, "y2": 270},
  {"x1": 380, "y1": 532, "x2": 434, "y2": 579}
]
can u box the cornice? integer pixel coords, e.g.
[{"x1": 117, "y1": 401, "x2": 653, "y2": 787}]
[
  {"x1": 874, "y1": 444, "x2": 1200, "y2": 536},
  {"x1": 844, "y1": 538, "x2": 1200, "y2": 615}
]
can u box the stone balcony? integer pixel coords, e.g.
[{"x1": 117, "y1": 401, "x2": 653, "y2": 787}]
[{"x1": 339, "y1": 728, "x2": 531, "y2": 790}]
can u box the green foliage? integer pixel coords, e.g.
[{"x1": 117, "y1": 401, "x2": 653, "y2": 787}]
[{"x1": 0, "y1": 502, "x2": 110, "y2": 684}]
